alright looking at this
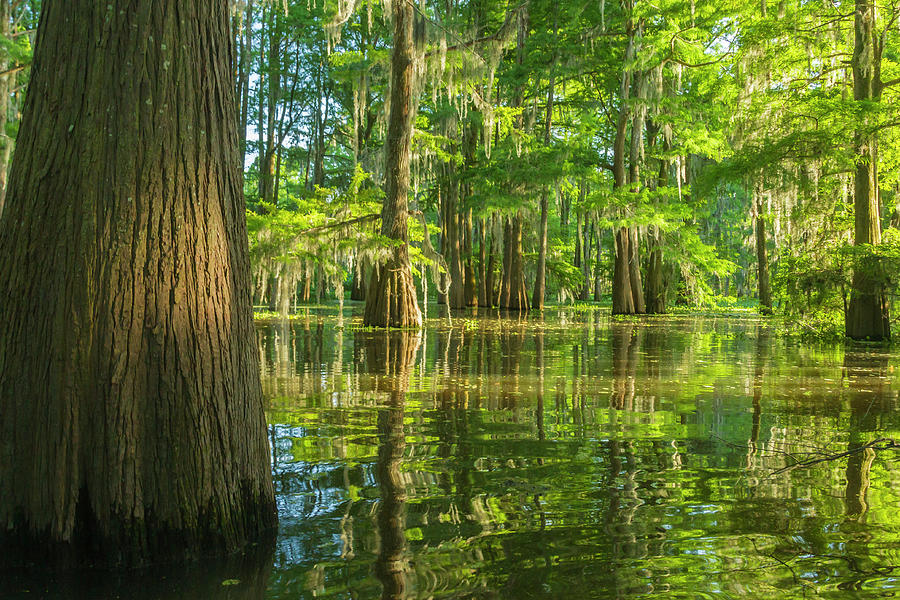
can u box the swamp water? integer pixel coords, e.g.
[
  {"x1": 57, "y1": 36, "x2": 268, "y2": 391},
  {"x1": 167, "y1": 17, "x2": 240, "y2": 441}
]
[
  {"x1": 261, "y1": 309, "x2": 900, "y2": 599},
  {"x1": 3, "y1": 308, "x2": 900, "y2": 599}
]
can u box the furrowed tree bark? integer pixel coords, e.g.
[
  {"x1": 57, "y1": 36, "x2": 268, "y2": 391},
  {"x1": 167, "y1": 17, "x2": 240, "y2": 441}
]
[
  {"x1": 845, "y1": 0, "x2": 889, "y2": 340},
  {"x1": 0, "y1": 0, "x2": 277, "y2": 568},
  {"x1": 363, "y1": 0, "x2": 422, "y2": 328}
]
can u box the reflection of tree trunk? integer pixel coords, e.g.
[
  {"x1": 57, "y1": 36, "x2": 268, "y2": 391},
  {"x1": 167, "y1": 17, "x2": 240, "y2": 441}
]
[
  {"x1": 610, "y1": 324, "x2": 638, "y2": 410},
  {"x1": 843, "y1": 348, "x2": 887, "y2": 519},
  {"x1": 375, "y1": 400, "x2": 406, "y2": 600},
  {"x1": 535, "y1": 331, "x2": 545, "y2": 442},
  {"x1": 746, "y1": 325, "x2": 769, "y2": 469},
  {"x1": 363, "y1": 331, "x2": 420, "y2": 599},
  {"x1": 845, "y1": 446, "x2": 876, "y2": 518},
  {"x1": 499, "y1": 329, "x2": 525, "y2": 409},
  {"x1": 593, "y1": 223, "x2": 603, "y2": 301}
]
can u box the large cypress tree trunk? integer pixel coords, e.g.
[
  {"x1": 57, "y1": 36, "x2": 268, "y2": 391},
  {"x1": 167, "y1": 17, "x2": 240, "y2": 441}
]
[
  {"x1": 363, "y1": 0, "x2": 422, "y2": 328},
  {"x1": 0, "y1": 0, "x2": 277, "y2": 567},
  {"x1": 846, "y1": 0, "x2": 889, "y2": 340}
]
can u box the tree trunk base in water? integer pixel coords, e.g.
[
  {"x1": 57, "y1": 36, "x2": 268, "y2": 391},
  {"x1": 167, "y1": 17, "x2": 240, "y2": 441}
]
[
  {"x1": 0, "y1": 485, "x2": 277, "y2": 569},
  {"x1": 364, "y1": 254, "x2": 422, "y2": 328},
  {"x1": 846, "y1": 281, "x2": 890, "y2": 341}
]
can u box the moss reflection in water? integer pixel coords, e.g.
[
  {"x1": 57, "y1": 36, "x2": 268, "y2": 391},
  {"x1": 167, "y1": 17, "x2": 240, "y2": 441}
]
[{"x1": 261, "y1": 309, "x2": 900, "y2": 599}]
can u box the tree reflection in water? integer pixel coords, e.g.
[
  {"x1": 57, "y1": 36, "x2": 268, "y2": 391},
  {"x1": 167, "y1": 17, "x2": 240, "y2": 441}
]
[
  {"x1": 363, "y1": 331, "x2": 421, "y2": 600},
  {"x1": 843, "y1": 347, "x2": 890, "y2": 519}
]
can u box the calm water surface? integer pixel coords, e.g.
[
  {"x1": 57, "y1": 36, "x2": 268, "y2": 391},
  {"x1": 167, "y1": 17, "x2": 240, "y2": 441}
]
[
  {"x1": 260, "y1": 308, "x2": 900, "y2": 599},
  {"x1": 3, "y1": 308, "x2": 899, "y2": 599}
]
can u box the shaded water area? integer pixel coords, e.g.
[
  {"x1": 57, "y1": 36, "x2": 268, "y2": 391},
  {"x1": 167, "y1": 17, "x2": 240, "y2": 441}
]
[{"x1": 3, "y1": 308, "x2": 900, "y2": 599}]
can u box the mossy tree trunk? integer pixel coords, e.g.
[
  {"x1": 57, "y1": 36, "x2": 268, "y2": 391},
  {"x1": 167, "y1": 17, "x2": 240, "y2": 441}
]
[
  {"x1": 0, "y1": 0, "x2": 277, "y2": 568},
  {"x1": 846, "y1": 0, "x2": 889, "y2": 340},
  {"x1": 363, "y1": 0, "x2": 422, "y2": 328}
]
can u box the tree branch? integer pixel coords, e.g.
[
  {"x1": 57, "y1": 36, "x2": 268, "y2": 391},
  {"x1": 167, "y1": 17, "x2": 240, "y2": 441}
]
[
  {"x1": 0, "y1": 63, "x2": 28, "y2": 78},
  {"x1": 299, "y1": 213, "x2": 381, "y2": 236},
  {"x1": 771, "y1": 437, "x2": 899, "y2": 475}
]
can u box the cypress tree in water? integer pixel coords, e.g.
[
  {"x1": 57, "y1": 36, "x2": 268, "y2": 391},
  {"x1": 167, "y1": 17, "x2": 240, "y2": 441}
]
[
  {"x1": 364, "y1": 0, "x2": 423, "y2": 328},
  {"x1": 0, "y1": 0, "x2": 277, "y2": 567}
]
